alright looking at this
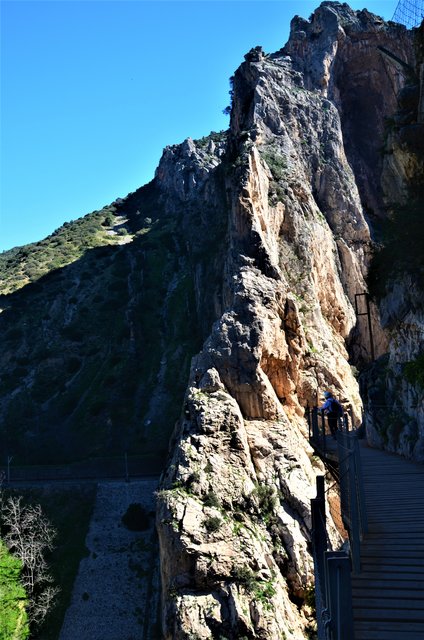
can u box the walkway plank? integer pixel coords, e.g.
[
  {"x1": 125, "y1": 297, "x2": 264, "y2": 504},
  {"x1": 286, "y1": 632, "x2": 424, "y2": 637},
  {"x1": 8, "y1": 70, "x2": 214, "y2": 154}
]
[{"x1": 351, "y1": 441, "x2": 424, "y2": 639}]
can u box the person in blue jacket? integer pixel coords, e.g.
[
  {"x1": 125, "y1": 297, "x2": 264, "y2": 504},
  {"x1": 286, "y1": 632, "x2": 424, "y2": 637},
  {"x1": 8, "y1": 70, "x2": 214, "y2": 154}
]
[{"x1": 319, "y1": 391, "x2": 343, "y2": 437}]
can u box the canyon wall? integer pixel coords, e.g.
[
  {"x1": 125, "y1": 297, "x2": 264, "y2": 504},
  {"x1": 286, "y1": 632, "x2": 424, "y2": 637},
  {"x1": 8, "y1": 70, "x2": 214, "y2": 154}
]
[
  {"x1": 156, "y1": 4, "x2": 414, "y2": 638},
  {"x1": 361, "y1": 21, "x2": 424, "y2": 461},
  {"x1": 0, "y1": 3, "x2": 420, "y2": 637}
]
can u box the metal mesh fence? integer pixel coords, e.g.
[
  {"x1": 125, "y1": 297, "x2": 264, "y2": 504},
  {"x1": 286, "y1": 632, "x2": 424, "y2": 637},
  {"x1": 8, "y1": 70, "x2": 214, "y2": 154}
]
[{"x1": 393, "y1": 0, "x2": 424, "y2": 28}]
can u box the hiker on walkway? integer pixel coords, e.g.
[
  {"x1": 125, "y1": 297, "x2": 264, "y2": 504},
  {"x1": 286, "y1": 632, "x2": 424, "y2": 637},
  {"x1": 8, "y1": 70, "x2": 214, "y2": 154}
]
[{"x1": 319, "y1": 391, "x2": 343, "y2": 438}]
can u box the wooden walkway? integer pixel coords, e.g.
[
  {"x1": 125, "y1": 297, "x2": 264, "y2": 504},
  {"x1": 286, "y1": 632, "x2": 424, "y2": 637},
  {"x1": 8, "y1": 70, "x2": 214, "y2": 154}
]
[{"x1": 352, "y1": 441, "x2": 424, "y2": 640}]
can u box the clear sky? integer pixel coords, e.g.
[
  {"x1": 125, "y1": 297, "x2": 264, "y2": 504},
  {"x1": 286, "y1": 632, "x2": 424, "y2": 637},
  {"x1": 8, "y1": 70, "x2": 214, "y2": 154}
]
[{"x1": 1, "y1": 0, "x2": 397, "y2": 252}]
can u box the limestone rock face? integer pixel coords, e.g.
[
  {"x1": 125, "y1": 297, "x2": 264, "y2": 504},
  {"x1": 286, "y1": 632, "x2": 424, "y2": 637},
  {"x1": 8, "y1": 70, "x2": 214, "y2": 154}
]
[
  {"x1": 362, "y1": 276, "x2": 424, "y2": 460},
  {"x1": 158, "y1": 379, "x2": 331, "y2": 640},
  {"x1": 361, "y1": 22, "x2": 424, "y2": 462},
  {"x1": 285, "y1": 2, "x2": 414, "y2": 221},
  {"x1": 155, "y1": 136, "x2": 227, "y2": 205},
  {"x1": 156, "y1": 4, "x2": 415, "y2": 638}
]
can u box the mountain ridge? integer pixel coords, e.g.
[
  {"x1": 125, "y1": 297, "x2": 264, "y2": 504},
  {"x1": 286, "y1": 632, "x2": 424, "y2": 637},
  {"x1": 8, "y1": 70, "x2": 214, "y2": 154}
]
[{"x1": 1, "y1": 3, "x2": 423, "y2": 638}]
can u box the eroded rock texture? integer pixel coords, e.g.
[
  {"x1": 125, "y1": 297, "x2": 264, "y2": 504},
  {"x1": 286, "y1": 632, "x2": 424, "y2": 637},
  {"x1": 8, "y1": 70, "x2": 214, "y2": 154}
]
[
  {"x1": 156, "y1": 4, "x2": 414, "y2": 639},
  {"x1": 361, "y1": 21, "x2": 424, "y2": 461}
]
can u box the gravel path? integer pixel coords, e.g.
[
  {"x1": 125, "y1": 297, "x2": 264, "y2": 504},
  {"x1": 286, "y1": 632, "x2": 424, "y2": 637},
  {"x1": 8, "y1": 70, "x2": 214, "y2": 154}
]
[{"x1": 59, "y1": 480, "x2": 161, "y2": 640}]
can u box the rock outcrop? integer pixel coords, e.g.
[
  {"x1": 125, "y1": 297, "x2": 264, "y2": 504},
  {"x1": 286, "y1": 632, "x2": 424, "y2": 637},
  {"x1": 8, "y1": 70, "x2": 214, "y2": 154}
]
[
  {"x1": 361, "y1": 21, "x2": 424, "y2": 461},
  {"x1": 285, "y1": 2, "x2": 413, "y2": 221},
  {"x1": 156, "y1": 4, "x2": 414, "y2": 638},
  {"x1": 0, "y1": 2, "x2": 420, "y2": 637}
]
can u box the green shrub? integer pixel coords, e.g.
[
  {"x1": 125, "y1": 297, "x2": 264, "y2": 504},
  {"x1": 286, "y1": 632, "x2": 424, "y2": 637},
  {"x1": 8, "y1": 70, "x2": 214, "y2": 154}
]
[
  {"x1": 254, "y1": 579, "x2": 276, "y2": 607},
  {"x1": 261, "y1": 149, "x2": 287, "y2": 181},
  {"x1": 102, "y1": 214, "x2": 115, "y2": 227},
  {"x1": 0, "y1": 540, "x2": 30, "y2": 639},
  {"x1": 203, "y1": 516, "x2": 222, "y2": 532},
  {"x1": 232, "y1": 564, "x2": 276, "y2": 609},
  {"x1": 204, "y1": 461, "x2": 213, "y2": 473},
  {"x1": 203, "y1": 491, "x2": 220, "y2": 508},
  {"x1": 404, "y1": 353, "x2": 424, "y2": 389},
  {"x1": 253, "y1": 483, "x2": 277, "y2": 515},
  {"x1": 186, "y1": 471, "x2": 200, "y2": 487},
  {"x1": 232, "y1": 564, "x2": 257, "y2": 590}
]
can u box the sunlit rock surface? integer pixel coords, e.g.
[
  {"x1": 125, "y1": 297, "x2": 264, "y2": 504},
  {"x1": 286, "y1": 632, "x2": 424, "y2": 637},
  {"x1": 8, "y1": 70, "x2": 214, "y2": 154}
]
[{"x1": 156, "y1": 4, "x2": 415, "y2": 638}]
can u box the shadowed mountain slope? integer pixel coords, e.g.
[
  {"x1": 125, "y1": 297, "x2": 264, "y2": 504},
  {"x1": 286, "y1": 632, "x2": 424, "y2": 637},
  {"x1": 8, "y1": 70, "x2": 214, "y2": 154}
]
[{"x1": 0, "y1": 133, "x2": 228, "y2": 465}]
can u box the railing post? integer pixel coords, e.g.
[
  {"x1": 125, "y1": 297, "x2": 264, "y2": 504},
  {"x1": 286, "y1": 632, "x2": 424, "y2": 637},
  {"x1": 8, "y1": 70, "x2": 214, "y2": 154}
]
[
  {"x1": 312, "y1": 476, "x2": 326, "y2": 598},
  {"x1": 324, "y1": 551, "x2": 355, "y2": 640},
  {"x1": 307, "y1": 405, "x2": 311, "y2": 440},
  {"x1": 320, "y1": 410, "x2": 326, "y2": 454},
  {"x1": 311, "y1": 475, "x2": 329, "y2": 639},
  {"x1": 337, "y1": 431, "x2": 349, "y2": 524},
  {"x1": 312, "y1": 407, "x2": 319, "y2": 444},
  {"x1": 349, "y1": 406, "x2": 354, "y2": 431}
]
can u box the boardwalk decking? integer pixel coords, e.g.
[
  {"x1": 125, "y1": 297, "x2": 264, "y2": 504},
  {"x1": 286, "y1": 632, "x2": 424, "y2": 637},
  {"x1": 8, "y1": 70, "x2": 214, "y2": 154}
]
[{"x1": 352, "y1": 441, "x2": 424, "y2": 640}]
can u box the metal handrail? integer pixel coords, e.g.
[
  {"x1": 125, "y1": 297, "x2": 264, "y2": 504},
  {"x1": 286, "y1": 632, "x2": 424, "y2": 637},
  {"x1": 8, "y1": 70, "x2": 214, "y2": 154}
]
[
  {"x1": 307, "y1": 405, "x2": 331, "y2": 454},
  {"x1": 311, "y1": 476, "x2": 328, "y2": 639},
  {"x1": 308, "y1": 405, "x2": 356, "y2": 454},
  {"x1": 309, "y1": 404, "x2": 368, "y2": 637},
  {"x1": 311, "y1": 476, "x2": 355, "y2": 640},
  {"x1": 336, "y1": 431, "x2": 368, "y2": 574}
]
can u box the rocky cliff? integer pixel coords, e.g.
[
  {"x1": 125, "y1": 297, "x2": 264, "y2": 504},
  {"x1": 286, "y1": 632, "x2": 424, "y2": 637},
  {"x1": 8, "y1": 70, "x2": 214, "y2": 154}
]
[
  {"x1": 0, "y1": 2, "x2": 419, "y2": 638},
  {"x1": 361, "y1": 21, "x2": 424, "y2": 461},
  {"x1": 156, "y1": 4, "x2": 414, "y2": 639}
]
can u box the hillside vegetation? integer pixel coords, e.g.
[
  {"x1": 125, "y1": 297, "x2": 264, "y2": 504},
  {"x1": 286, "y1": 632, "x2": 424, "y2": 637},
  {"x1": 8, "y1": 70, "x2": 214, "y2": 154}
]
[
  {"x1": 0, "y1": 139, "x2": 228, "y2": 466},
  {"x1": 0, "y1": 539, "x2": 30, "y2": 640},
  {"x1": 0, "y1": 204, "x2": 130, "y2": 296}
]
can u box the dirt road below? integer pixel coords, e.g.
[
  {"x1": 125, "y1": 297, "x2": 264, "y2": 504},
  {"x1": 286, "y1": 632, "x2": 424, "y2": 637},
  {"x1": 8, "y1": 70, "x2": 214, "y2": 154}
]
[{"x1": 59, "y1": 479, "x2": 161, "y2": 640}]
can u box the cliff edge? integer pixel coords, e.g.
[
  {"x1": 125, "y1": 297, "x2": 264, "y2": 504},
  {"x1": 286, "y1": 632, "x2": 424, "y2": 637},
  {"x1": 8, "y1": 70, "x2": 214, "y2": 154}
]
[{"x1": 156, "y1": 3, "x2": 414, "y2": 639}]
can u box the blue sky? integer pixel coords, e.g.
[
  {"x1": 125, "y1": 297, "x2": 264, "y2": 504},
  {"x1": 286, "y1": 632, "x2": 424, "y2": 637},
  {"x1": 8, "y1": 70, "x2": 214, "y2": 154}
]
[{"x1": 1, "y1": 0, "x2": 397, "y2": 252}]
